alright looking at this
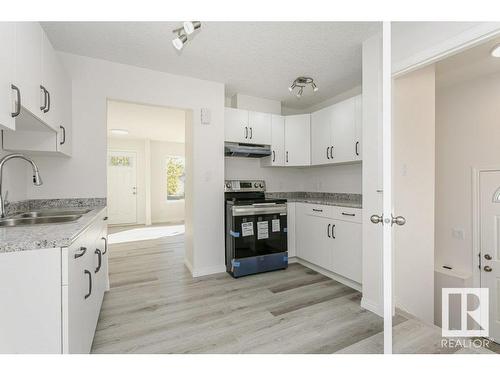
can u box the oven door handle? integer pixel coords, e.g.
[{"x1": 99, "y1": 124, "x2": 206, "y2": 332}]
[{"x1": 232, "y1": 205, "x2": 287, "y2": 216}]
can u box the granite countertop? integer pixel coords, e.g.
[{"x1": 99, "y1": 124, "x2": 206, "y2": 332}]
[
  {"x1": 0, "y1": 198, "x2": 106, "y2": 253},
  {"x1": 265, "y1": 192, "x2": 362, "y2": 209}
]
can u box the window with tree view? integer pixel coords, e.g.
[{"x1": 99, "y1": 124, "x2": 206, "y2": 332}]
[{"x1": 166, "y1": 156, "x2": 185, "y2": 200}]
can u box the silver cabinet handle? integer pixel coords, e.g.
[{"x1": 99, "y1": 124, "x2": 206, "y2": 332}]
[
  {"x1": 327, "y1": 146, "x2": 330, "y2": 160},
  {"x1": 327, "y1": 223, "x2": 331, "y2": 238},
  {"x1": 95, "y1": 249, "x2": 102, "y2": 273},
  {"x1": 59, "y1": 126, "x2": 66, "y2": 145},
  {"x1": 11, "y1": 84, "x2": 21, "y2": 117},
  {"x1": 312, "y1": 208, "x2": 323, "y2": 212},
  {"x1": 84, "y1": 270, "x2": 92, "y2": 299},
  {"x1": 102, "y1": 236, "x2": 108, "y2": 255},
  {"x1": 331, "y1": 224, "x2": 336, "y2": 239},
  {"x1": 40, "y1": 85, "x2": 48, "y2": 112},
  {"x1": 342, "y1": 212, "x2": 355, "y2": 217},
  {"x1": 74, "y1": 246, "x2": 87, "y2": 259},
  {"x1": 272, "y1": 150, "x2": 275, "y2": 162},
  {"x1": 244, "y1": 126, "x2": 248, "y2": 138},
  {"x1": 249, "y1": 127, "x2": 253, "y2": 139},
  {"x1": 355, "y1": 141, "x2": 359, "y2": 156},
  {"x1": 286, "y1": 151, "x2": 289, "y2": 163},
  {"x1": 45, "y1": 88, "x2": 50, "y2": 113},
  {"x1": 484, "y1": 266, "x2": 493, "y2": 272},
  {"x1": 330, "y1": 146, "x2": 333, "y2": 159}
]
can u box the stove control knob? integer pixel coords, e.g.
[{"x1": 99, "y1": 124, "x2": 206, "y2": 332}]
[
  {"x1": 225, "y1": 182, "x2": 231, "y2": 189},
  {"x1": 259, "y1": 183, "x2": 264, "y2": 188},
  {"x1": 254, "y1": 182, "x2": 259, "y2": 188}
]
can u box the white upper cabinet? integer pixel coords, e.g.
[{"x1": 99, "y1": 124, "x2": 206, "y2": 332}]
[
  {"x1": 284, "y1": 114, "x2": 310, "y2": 166},
  {"x1": 354, "y1": 94, "x2": 362, "y2": 160},
  {"x1": 40, "y1": 32, "x2": 60, "y2": 131},
  {"x1": 311, "y1": 106, "x2": 332, "y2": 165},
  {"x1": 224, "y1": 108, "x2": 271, "y2": 145},
  {"x1": 248, "y1": 111, "x2": 271, "y2": 145},
  {"x1": 261, "y1": 114, "x2": 285, "y2": 167},
  {"x1": 15, "y1": 22, "x2": 43, "y2": 119},
  {"x1": 0, "y1": 22, "x2": 16, "y2": 131},
  {"x1": 330, "y1": 96, "x2": 356, "y2": 163}
]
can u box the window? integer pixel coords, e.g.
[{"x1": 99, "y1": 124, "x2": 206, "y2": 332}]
[{"x1": 166, "y1": 156, "x2": 185, "y2": 200}]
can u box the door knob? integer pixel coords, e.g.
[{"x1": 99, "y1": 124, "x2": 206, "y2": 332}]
[
  {"x1": 484, "y1": 254, "x2": 492, "y2": 260},
  {"x1": 392, "y1": 216, "x2": 406, "y2": 226},
  {"x1": 484, "y1": 266, "x2": 493, "y2": 272},
  {"x1": 370, "y1": 214, "x2": 383, "y2": 224}
]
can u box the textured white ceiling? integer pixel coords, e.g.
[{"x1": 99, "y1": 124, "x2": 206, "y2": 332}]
[
  {"x1": 41, "y1": 22, "x2": 380, "y2": 109},
  {"x1": 436, "y1": 35, "x2": 500, "y2": 89},
  {"x1": 107, "y1": 100, "x2": 185, "y2": 142}
]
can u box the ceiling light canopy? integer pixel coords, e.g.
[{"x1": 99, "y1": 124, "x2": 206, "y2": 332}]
[
  {"x1": 172, "y1": 21, "x2": 202, "y2": 50},
  {"x1": 110, "y1": 129, "x2": 129, "y2": 135},
  {"x1": 288, "y1": 77, "x2": 318, "y2": 98},
  {"x1": 491, "y1": 44, "x2": 500, "y2": 58}
]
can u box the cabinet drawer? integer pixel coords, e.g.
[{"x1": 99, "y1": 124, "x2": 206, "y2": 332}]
[
  {"x1": 297, "y1": 202, "x2": 334, "y2": 219},
  {"x1": 330, "y1": 206, "x2": 362, "y2": 223}
]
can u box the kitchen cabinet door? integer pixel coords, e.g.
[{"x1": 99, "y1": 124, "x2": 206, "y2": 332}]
[
  {"x1": 311, "y1": 106, "x2": 332, "y2": 165},
  {"x1": 296, "y1": 210, "x2": 331, "y2": 267},
  {"x1": 15, "y1": 22, "x2": 43, "y2": 118},
  {"x1": 330, "y1": 220, "x2": 362, "y2": 283},
  {"x1": 284, "y1": 114, "x2": 310, "y2": 166},
  {"x1": 248, "y1": 111, "x2": 271, "y2": 145},
  {"x1": 269, "y1": 114, "x2": 285, "y2": 165},
  {"x1": 40, "y1": 32, "x2": 60, "y2": 131},
  {"x1": 56, "y1": 63, "x2": 72, "y2": 156},
  {"x1": 224, "y1": 107, "x2": 248, "y2": 143},
  {"x1": 330, "y1": 97, "x2": 356, "y2": 163},
  {"x1": 354, "y1": 94, "x2": 362, "y2": 160},
  {"x1": 0, "y1": 22, "x2": 16, "y2": 131},
  {"x1": 286, "y1": 202, "x2": 296, "y2": 257}
]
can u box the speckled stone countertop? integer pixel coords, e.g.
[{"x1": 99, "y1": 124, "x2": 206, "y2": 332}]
[
  {"x1": 0, "y1": 198, "x2": 106, "y2": 253},
  {"x1": 265, "y1": 192, "x2": 362, "y2": 209}
]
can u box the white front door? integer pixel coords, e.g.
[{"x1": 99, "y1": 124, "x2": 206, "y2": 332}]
[
  {"x1": 107, "y1": 151, "x2": 137, "y2": 225},
  {"x1": 479, "y1": 170, "x2": 500, "y2": 344}
]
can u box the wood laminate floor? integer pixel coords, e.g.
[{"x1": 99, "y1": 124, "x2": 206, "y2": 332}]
[{"x1": 91, "y1": 226, "x2": 498, "y2": 354}]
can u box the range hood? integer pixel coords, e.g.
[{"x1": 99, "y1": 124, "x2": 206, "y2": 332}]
[{"x1": 224, "y1": 142, "x2": 271, "y2": 158}]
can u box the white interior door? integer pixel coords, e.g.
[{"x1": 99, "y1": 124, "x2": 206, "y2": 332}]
[
  {"x1": 479, "y1": 170, "x2": 500, "y2": 344},
  {"x1": 107, "y1": 151, "x2": 137, "y2": 225}
]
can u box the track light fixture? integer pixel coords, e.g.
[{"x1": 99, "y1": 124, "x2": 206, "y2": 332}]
[
  {"x1": 288, "y1": 77, "x2": 318, "y2": 98},
  {"x1": 172, "y1": 21, "x2": 201, "y2": 50}
]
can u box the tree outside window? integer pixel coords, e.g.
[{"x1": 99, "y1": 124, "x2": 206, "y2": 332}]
[{"x1": 166, "y1": 156, "x2": 185, "y2": 200}]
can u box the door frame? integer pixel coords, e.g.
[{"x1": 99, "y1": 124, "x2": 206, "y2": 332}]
[
  {"x1": 107, "y1": 149, "x2": 138, "y2": 225},
  {"x1": 472, "y1": 166, "x2": 500, "y2": 288}
]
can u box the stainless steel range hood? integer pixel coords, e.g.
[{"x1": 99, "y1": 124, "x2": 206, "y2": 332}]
[{"x1": 224, "y1": 142, "x2": 271, "y2": 158}]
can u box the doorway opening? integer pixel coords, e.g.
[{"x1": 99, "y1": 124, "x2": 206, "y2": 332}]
[
  {"x1": 392, "y1": 35, "x2": 500, "y2": 352},
  {"x1": 106, "y1": 99, "x2": 187, "y2": 243}
]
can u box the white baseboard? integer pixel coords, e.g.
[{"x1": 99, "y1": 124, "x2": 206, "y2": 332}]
[
  {"x1": 191, "y1": 264, "x2": 226, "y2": 278},
  {"x1": 294, "y1": 258, "x2": 362, "y2": 292},
  {"x1": 361, "y1": 297, "x2": 383, "y2": 317}
]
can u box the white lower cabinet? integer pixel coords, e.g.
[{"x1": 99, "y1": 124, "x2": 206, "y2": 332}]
[
  {"x1": 0, "y1": 209, "x2": 108, "y2": 354},
  {"x1": 295, "y1": 203, "x2": 362, "y2": 284},
  {"x1": 286, "y1": 202, "x2": 296, "y2": 257}
]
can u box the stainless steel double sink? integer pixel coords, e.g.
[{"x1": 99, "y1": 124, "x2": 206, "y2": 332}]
[{"x1": 0, "y1": 208, "x2": 91, "y2": 227}]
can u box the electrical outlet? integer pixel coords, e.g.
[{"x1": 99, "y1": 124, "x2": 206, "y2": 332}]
[{"x1": 452, "y1": 228, "x2": 465, "y2": 240}]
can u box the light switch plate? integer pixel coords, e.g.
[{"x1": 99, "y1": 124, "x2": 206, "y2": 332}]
[{"x1": 201, "y1": 108, "x2": 211, "y2": 125}]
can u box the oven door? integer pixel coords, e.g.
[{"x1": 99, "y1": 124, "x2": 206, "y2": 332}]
[{"x1": 230, "y1": 204, "x2": 287, "y2": 259}]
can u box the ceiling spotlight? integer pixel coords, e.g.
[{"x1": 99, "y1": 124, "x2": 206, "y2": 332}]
[
  {"x1": 288, "y1": 77, "x2": 318, "y2": 98},
  {"x1": 172, "y1": 22, "x2": 201, "y2": 50},
  {"x1": 110, "y1": 129, "x2": 129, "y2": 135},
  {"x1": 491, "y1": 44, "x2": 500, "y2": 57},
  {"x1": 172, "y1": 33, "x2": 188, "y2": 50},
  {"x1": 183, "y1": 21, "x2": 201, "y2": 35}
]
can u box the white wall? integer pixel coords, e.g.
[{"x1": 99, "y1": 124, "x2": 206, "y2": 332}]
[
  {"x1": 435, "y1": 71, "x2": 500, "y2": 275},
  {"x1": 361, "y1": 34, "x2": 384, "y2": 317},
  {"x1": 27, "y1": 53, "x2": 225, "y2": 277},
  {"x1": 393, "y1": 64, "x2": 435, "y2": 324},
  {"x1": 224, "y1": 158, "x2": 362, "y2": 194},
  {"x1": 230, "y1": 94, "x2": 281, "y2": 115},
  {"x1": 108, "y1": 138, "x2": 147, "y2": 225},
  {"x1": 0, "y1": 150, "x2": 28, "y2": 204},
  {"x1": 150, "y1": 140, "x2": 185, "y2": 224}
]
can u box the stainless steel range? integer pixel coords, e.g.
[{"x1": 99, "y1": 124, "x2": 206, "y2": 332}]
[{"x1": 224, "y1": 179, "x2": 288, "y2": 278}]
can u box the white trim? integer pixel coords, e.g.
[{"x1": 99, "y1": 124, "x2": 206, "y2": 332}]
[
  {"x1": 184, "y1": 257, "x2": 194, "y2": 275},
  {"x1": 382, "y1": 21, "x2": 393, "y2": 355},
  {"x1": 361, "y1": 297, "x2": 383, "y2": 317},
  {"x1": 191, "y1": 264, "x2": 226, "y2": 278},
  {"x1": 294, "y1": 258, "x2": 362, "y2": 292},
  {"x1": 472, "y1": 166, "x2": 500, "y2": 289},
  {"x1": 393, "y1": 23, "x2": 500, "y2": 78}
]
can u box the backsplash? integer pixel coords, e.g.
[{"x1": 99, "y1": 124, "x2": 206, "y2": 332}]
[{"x1": 4, "y1": 198, "x2": 106, "y2": 216}]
